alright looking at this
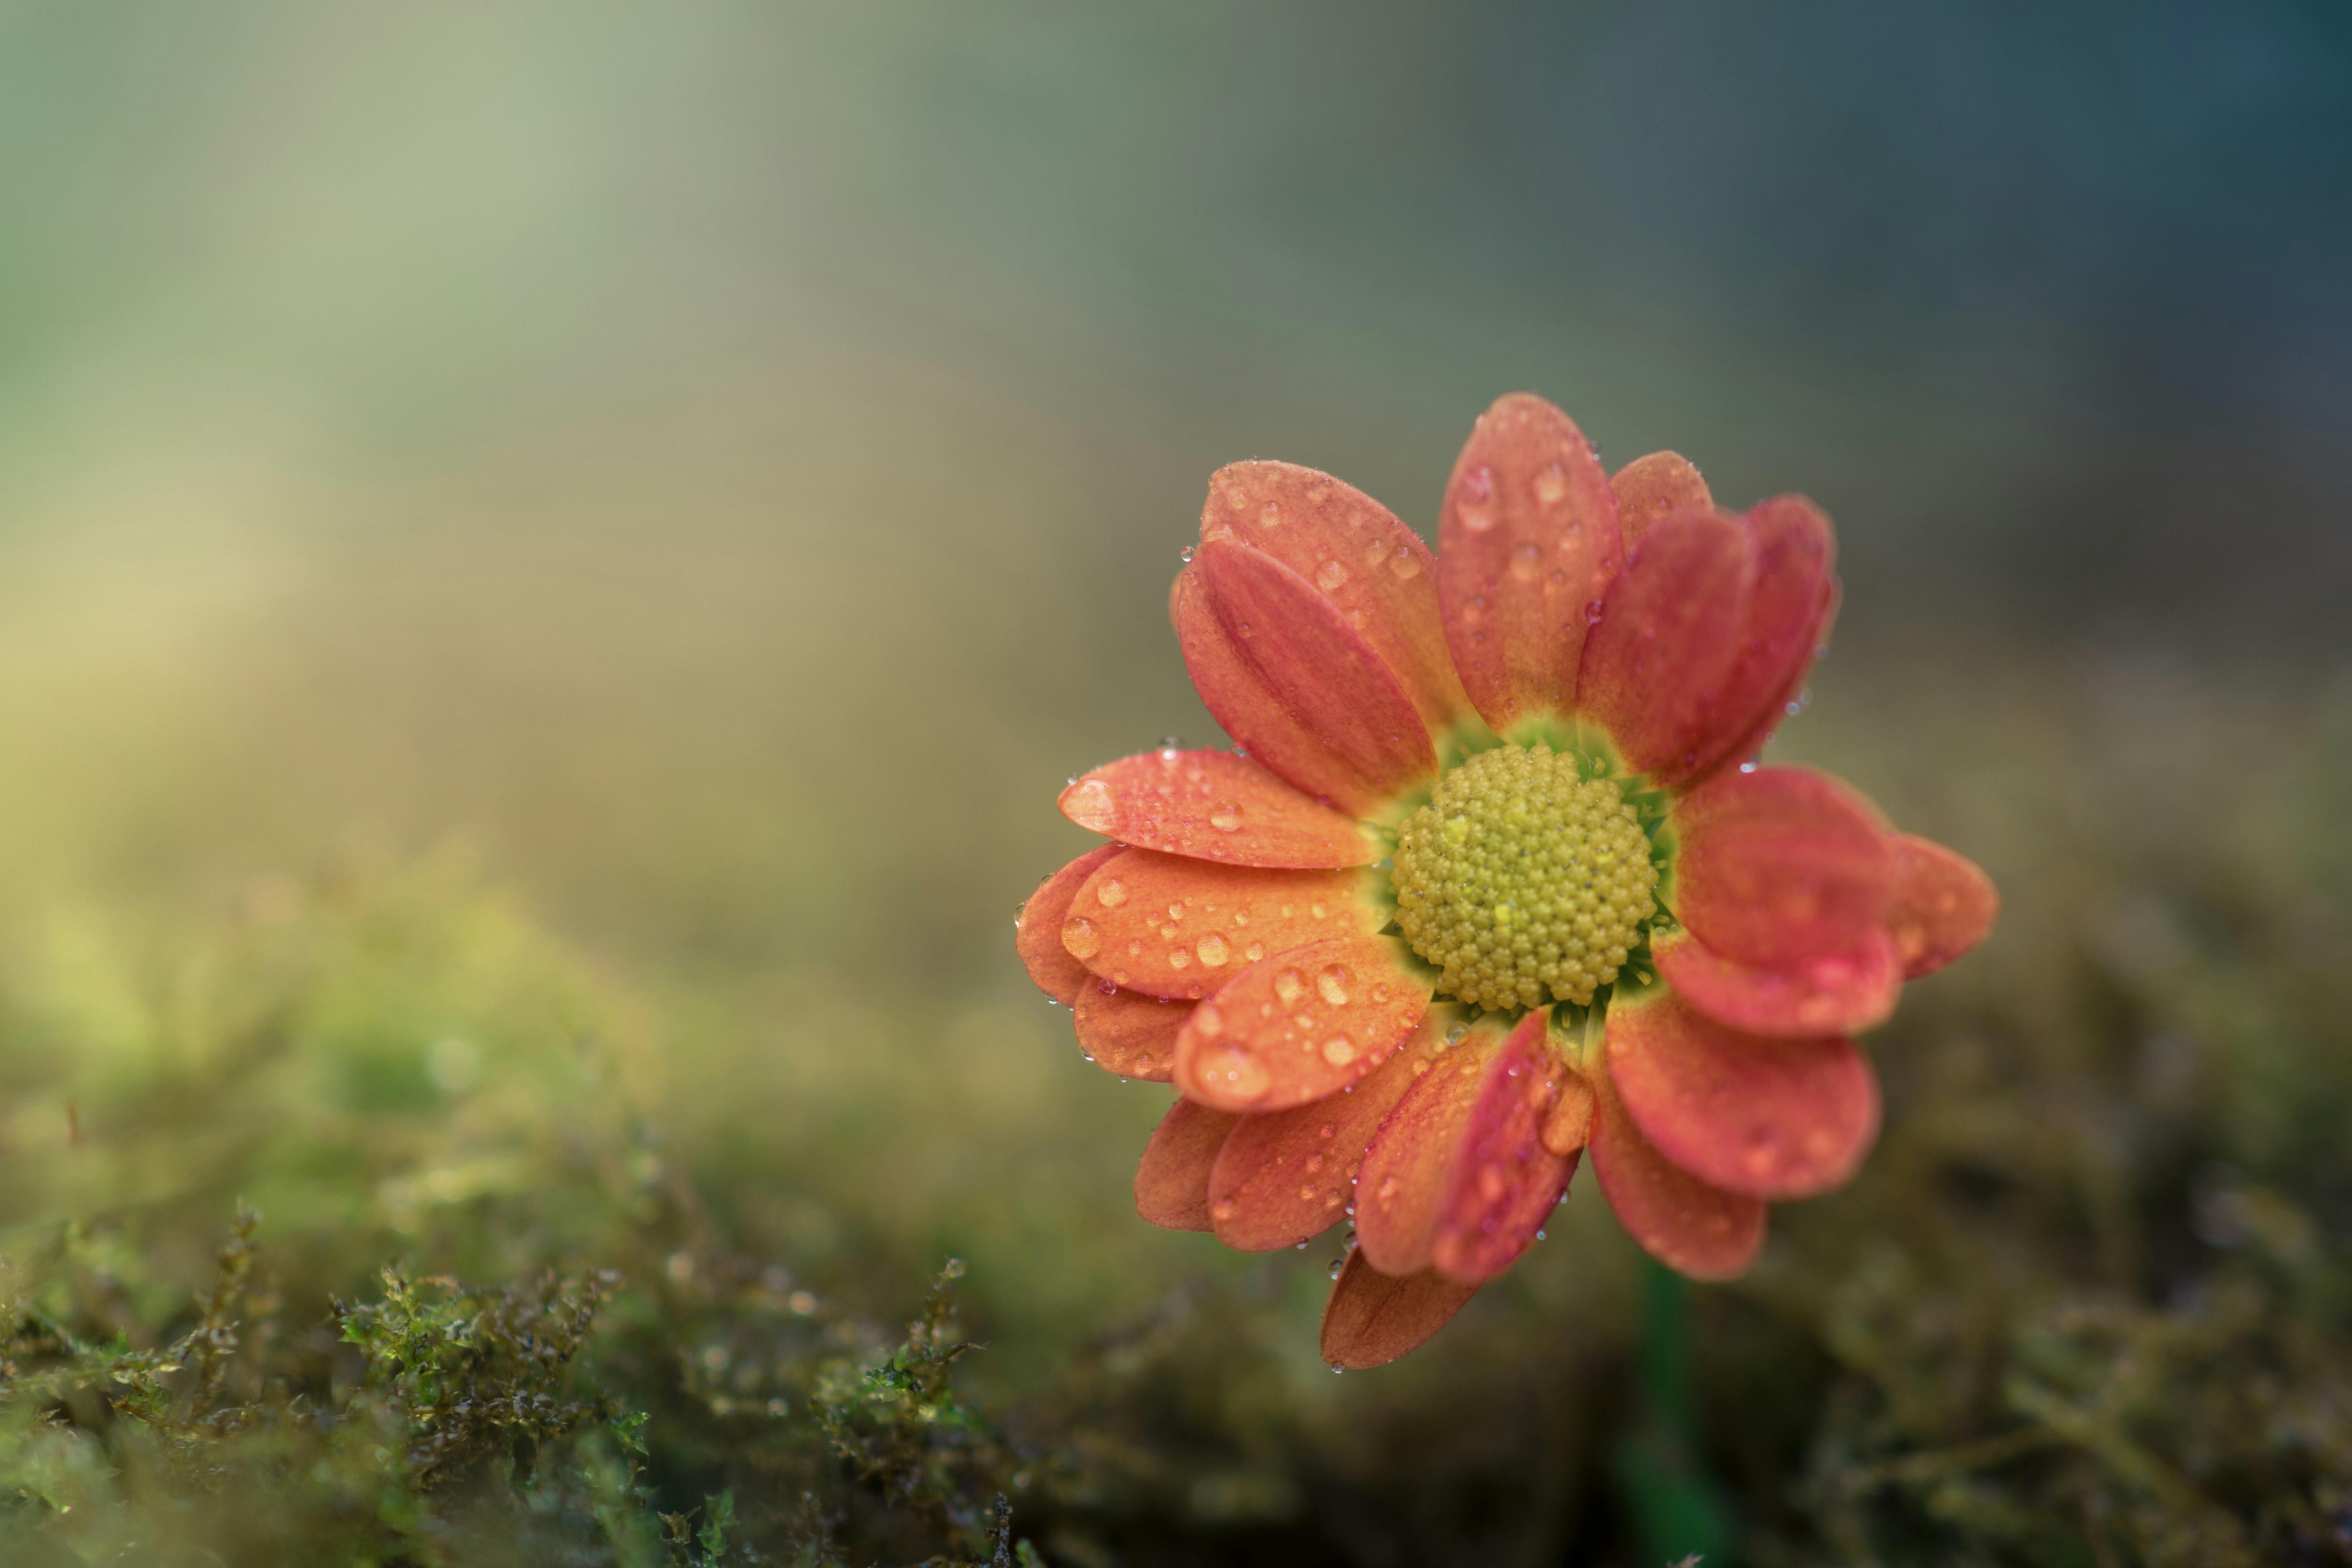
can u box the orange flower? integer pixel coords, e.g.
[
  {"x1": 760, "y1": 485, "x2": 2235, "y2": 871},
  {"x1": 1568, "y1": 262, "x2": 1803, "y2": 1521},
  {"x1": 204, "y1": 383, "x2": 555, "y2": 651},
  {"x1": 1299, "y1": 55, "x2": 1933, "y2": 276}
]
[{"x1": 1016, "y1": 394, "x2": 1997, "y2": 1368}]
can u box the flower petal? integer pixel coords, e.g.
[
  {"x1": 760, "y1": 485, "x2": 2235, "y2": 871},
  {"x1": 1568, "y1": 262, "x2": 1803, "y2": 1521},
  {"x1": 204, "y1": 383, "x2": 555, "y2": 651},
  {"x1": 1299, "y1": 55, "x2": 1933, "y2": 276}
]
[
  {"x1": 1577, "y1": 500, "x2": 1839, "y2": 789},
  {"x1": 1429, "y1": 1012, "x2": 1578, "y2": 1286},
  {"x1": 1178, "y1": 542, "x2": 1437, "y2": 814},
  {"x1": 1541, "y1": 1069, "x2": 1596, "y2": 1156},
  {"x1": 1199, "y1": 461, "x2": 1468, "y2": 733},
  {"x1": 1576, "y1": 509, "x2": 1749, "y2": 776},
  {"x1": 1016, "y1": 845, "x2": 1124, "y2": 1005},
  {"x1": 1606, "y1": 988, "x2": 1880, "y2": 1199},
  {"x1": 1206, "y1": 1013, "x2": 1446, "y2": 1251},
  {"x1": 1134, "y1": 1097, "x2": 1240, "y2": 1231},
  {"x1": 1352, "y1": 1017, "x2": 1503, "y2": 1275},
  {"x1": 1064, "y1": 849, "x2": 1374, "y2": 999},
  {"x1": 1319, "y1": 1250, "x2": 1478, "y2": 1370},
  {"x1": 1438, "y1": 394, "x2": 1623, "y2": 734},
  {"x1": 1885, "y1": 833, "x2": 1998, "y2": 978},
  {"x1": 1060, "y1": 748, "x2": 1374, "y2": 869},
  {"x1": 1653, "y1": 928, "x2": 1901, "y2": 1037},
  {"x1": 1611, "y1": 451, "x2": 1712, "y2": 544},
  {"x1": 1174, "y1": 934, "x2": 1431, "y2": 1113},
  {"x1": 1679, "y1": 497, "x2": 1837, "y2": 784},
  {"x1": 1669, "y1": 766, "x2": 1894, "y2": 967},
  {"x1": 1072, "y1": 984, "x2": 1187, "y2": 1082},
  {"x1": 1589, "y1": 1069, "x2": 1766, "y2": 1279}
]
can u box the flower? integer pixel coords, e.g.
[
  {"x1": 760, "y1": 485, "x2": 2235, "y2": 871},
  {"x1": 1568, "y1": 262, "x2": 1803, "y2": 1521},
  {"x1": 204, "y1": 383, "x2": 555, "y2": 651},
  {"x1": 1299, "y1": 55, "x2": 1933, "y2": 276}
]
[{"x1": 1016, "y1": 394, "x2": 1997, "y2": 1368}]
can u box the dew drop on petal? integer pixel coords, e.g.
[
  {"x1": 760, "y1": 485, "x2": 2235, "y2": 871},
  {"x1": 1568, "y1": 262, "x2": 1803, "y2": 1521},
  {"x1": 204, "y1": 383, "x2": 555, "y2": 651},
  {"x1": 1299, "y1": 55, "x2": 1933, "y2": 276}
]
[
  {"x1": 1095, "y1": 878, "x2": 1127, "y2": 908},
  {"x1": 1063, "y1": 918, "x2": 1102, "y2": 960},
  {"x1": 1320, "y1": 1034, "x2": 1356, "y2": 1066},
  {"x1": 1273, "y1": 968, "x2": 1306, "y2": 1005},
  {"x1": 1208, "y1": 803, "x2": 1244, "y2": 832},
  {"x1": 1534, "y1": 461, "x2": 1567, "y2": 505},
  {"x1": 1195, "y1": 933, "x2": 1230, "y2": 967},
  {"x1": 1315, "y1": 560, "x2": 1348, "y2": 592},
  {"x1": 1316, "y1": 965, "x2": 1352, "y2": 1006}
]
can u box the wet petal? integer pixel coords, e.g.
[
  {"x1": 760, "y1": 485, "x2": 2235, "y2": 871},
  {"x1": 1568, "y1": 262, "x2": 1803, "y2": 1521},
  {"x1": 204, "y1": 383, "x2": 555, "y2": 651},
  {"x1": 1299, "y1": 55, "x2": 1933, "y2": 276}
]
[
  {"x1": 1885, "y1": 833, "x2": 1998, "y2": 978},
  {"x1": 1578, "y1": 500, "x2": 1839, "y2": 789},
  {"x1": 1065, "y1": 849, "x2": 1374, "y2": 999},
  {"x1": 1134, "y1": 1097, "x2": 1240, "y2": 1231},
  {"x1": 1540, "y1": 1069, "x2": 1595, "y2": 1157},
  {"x1": 1072, "y1": 984, "x2": 1187, "y2": 1082},
  {"x1": 1352, "y1": 1017, "x2": 1504, "y2": 1275},
  {"x1": 1205, "y1": 1013, "x2": 1446, "y2": 1250},
  {"x1": 1606, "y1": 988, "x2": 1880, "y2": 1199},
  {"x1": 1015, "y1": 845, "x2": 1123, "y2": 1005},
  {"x1": 1199, "y1": 461, "x2": 1468, "y2": 733},
  {"x1": 1061, "y1": 748, "x2": 1374, "y2": 869},
  {"x1": 1679, "y1": 497, "x2": 1837, "y2": 784},
  {"x1": 1654, "y1": 928, "x2": 1901, "y2": 1037},
  {"x1": 1589, "y1": 1070, "x2": 1766, "y2": 1279},
  {"x1": 1611, "y1": 451, "x2": 1712, "y2": 544},
  {"x1": 1319, "y1": 1250, "x2": 1478, "y2": 1370},
  {"x1": 1438, "y1": 394, "x2": 1623, "y2": 734},
  {"x1": 1173, "y1": 934, "x2": 1430, "y2": 1113},
  {"x1": 1429, "y1": 1012, "x2": 1578, "y2": 1286},
  {"x1": 1576, "y1": 509, "x2": 1749, "y2": 776},
  {"x1": 1669, "y1": 766, "x2": 1894, "y2": 967},
  {"x1": 1178, "y1": 542, "x2": 1436, "y2": 815}
]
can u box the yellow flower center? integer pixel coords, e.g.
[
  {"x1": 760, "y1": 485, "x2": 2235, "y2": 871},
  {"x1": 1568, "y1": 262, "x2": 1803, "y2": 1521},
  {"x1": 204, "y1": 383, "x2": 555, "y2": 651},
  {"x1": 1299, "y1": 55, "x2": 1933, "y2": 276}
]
[{"x1": 1391, "y1": 744, "x2": 1657, "y2": 1012}]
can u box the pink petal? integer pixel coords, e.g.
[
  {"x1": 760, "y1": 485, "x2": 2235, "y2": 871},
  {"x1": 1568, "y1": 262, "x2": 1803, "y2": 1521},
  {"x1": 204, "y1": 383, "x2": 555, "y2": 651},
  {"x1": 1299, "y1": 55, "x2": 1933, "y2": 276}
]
[
  {"x1": 1352, "y1": 1018, "x2": 1503, "y2": 1276},
  {"x1": 1438, "y1": 394, "x2": 1624, "y2": 734},
  {"x1": 1668, "y1": 766, "x2": 1894, "y2": 967},
  {"x1": 1198, "y1": 461, "x2": 1468, "y2": 733},
  {"x1": 1884, "y1": 833, "x2": 1998, "y2": 978},
  {"x1": 1589, "y1": 1069, "x2": 1767, "y2": 1279},
  {"x1": 1606, "y1": 987, "x2": 1880, "y2": 1199},
  {"x1": 1653, "y1": 928, "x2": 1901, "y2": 1037},
  {"x1": 1610, "y1": 451, "x2": 1713, "y2": 544},
  {"x1": 1428, "y1": 1012, "x2": 1578, "y2": 1286}
]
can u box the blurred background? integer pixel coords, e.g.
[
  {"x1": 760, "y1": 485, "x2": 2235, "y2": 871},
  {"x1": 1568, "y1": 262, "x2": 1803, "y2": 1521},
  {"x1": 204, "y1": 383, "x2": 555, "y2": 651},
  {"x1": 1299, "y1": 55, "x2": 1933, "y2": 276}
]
[{"x1": 2, "y1": 3, "x2": 2348, "y2": 1564}]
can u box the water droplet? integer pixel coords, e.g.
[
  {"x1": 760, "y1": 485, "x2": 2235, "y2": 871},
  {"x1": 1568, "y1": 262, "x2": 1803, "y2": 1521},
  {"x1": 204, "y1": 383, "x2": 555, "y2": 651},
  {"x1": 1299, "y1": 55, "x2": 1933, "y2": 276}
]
[
  {"x1": 1179, "y1": 544, "x2": 1196, "y2": 562},
  {"x1": 1321, "y1": 1034, "x2": 1356, "y2": 1065},
  {"x1": 1389, "y1": 552, "x2": 1420, "y2": 579},
  {"x1": 1274, "y1": 968, "x2": 1306, "y2": 1005},
  {"x1": 1243, "y1": 942, "x2": 1266, "y2": 962},
  {"x1": 1203, "y1": 1046, "x2": 1269, "y2": 1100},
  {"x1": 1096, "y1": 878, "x2": 1128, "y2": 908},
  {"x1": 1064, "y1": 777, "x2": 1115, "y2": 828},
  {"x1": 1363, "y1": 537, "x2": 1391, "y2": 566},
  {"x1": 1534, "y1": 461, "x2": 1567, "y2": 505},
  {"x1": 1310, "y1": 900, "x2": 1329, "y2": 920},
  {"x1": 1211, "y1": 1198, "x2": 1236, "y2": 1221},
  {"x1": 1510, "y1": 542, "x2": 1541, "y2": 582},
  {"x1": 1208, "y1": 802, "x2": 1244, "y2": 832},
  {"x1": 1315, "y1": 559, "x2": 1348, "y2": 592},
  {"x1": 1193, "y1": 1003, "x2": 1224, "y2": 1038},
  {"x1": 1305, "y1": 1153, "x2": 1325, "y2": 1173},
  {"x1": 1167, "y1": 948, "x2": 1192, "y2": 969},
  {"x1": 1316, "y1": 965, "x2": 1352, "y2": 1006},
  {"x1": 1258, "y1": 502, "x2": 1282, "y2": 528},
  {"x1": 1195, "y1": 933, "x2": 1230, "y2": 967},
  {"x1": 1063, "y1": 917, "x2": 1102, "y2": 960},
  {"x1": 1328, "y1": 1258, "x2": 1346, "y2": 1280}
]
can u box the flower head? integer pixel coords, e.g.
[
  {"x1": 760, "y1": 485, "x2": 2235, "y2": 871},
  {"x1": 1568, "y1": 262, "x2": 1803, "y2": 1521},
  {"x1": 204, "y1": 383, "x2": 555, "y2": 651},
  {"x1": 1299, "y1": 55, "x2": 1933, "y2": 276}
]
[{"x1": 1016, "y1": 395, "x2": 1997, "y2": 1367}]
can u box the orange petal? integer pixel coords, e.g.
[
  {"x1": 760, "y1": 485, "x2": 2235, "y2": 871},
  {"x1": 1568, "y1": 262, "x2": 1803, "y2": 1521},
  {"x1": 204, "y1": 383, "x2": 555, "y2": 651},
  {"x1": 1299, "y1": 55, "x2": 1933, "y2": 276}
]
[
  {"x1": 1884, "y1": 833, "x2": 1998, "y2": 978},
  {"x1": 1205, "y1": 1011, "x2": 1447, "y2": 1251},
  {"x1": 1541, "y1": 1070, "x2": 1596, "y2": 1156},
  {"x1": 1589, "y1": 1069, "x2": 1766, "y2": 1279},
  {"x1": 1134, "y1": 1097, "x2": 1240, "y2": 1231},
  {"x1": 1653, "y1": 928, "x2": 1901, "y2": 1037},
  {"x1": 1610, "y1": 451, "x2": 1713, "y2": 544},
  {"x1": 1352, "y1": 1016, "x2": 1503, "y2": 1275},
  {"x1": 1319, "y1": 1250, "x2": 1478, "y2": 1370},
  {"x1": 1072, "y1": 984, "x2": 1187, "y2": 1082},
  {"x1": 1065, "y1": 849, "x2": 1376, "y2": 1000},
  {"x1": 1060, "y1": 748, "x2": 1374, "y2": 869},
  {"x1": 1016, "y1": 845, "x2": 1123, "y2": 1005},
  {"x1": 1173, "y1": 934, "x2": 1431, "y2": 1113},
  {"x1": 1177, "y1": 543, "x2": 1437, "y2": 815},
  {"x1": 1198, "y1": 461, "x2": 1468, "y2": 733},
  {"x1": 1668, "y1": 766, "x2": 1894, "y2": 967},
  {"x1": 1575, "y1": 508, "x2": 1749, "y2": 775},
  {"x1": 1437, "y1": 394, "x2": 1623, "y2": 734},
  {"x1": 1429, "y1": 1012, "x2": 1578, "y2": 1286},
  {"x1": 1678, "y1": 497, "x2": 1837, "y2": 785},
  {"x1": 1606, "y1": 988, "x2": 1880, "y2": 1199}
]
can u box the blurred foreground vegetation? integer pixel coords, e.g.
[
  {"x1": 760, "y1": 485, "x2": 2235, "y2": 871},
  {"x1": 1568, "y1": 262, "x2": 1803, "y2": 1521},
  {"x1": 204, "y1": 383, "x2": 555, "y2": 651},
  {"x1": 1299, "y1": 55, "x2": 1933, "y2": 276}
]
[{"x1": 0, "y1": 622, "x2": 2347, "y2": 1566}]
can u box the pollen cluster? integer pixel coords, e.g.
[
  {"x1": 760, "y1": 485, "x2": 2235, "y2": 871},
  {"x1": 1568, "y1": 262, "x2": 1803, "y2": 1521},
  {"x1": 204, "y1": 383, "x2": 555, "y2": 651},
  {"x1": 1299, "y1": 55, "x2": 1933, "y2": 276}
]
[{"x1": 1391, "y1": 744, "x2": 1657, "y2": 1011}]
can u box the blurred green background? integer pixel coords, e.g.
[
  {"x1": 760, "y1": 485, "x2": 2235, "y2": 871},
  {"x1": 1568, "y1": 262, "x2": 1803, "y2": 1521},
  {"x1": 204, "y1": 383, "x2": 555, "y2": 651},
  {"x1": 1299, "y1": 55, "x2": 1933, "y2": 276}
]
[{"x1": 2, "y1": 4, "x2": 2349, "y2": 1564}]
